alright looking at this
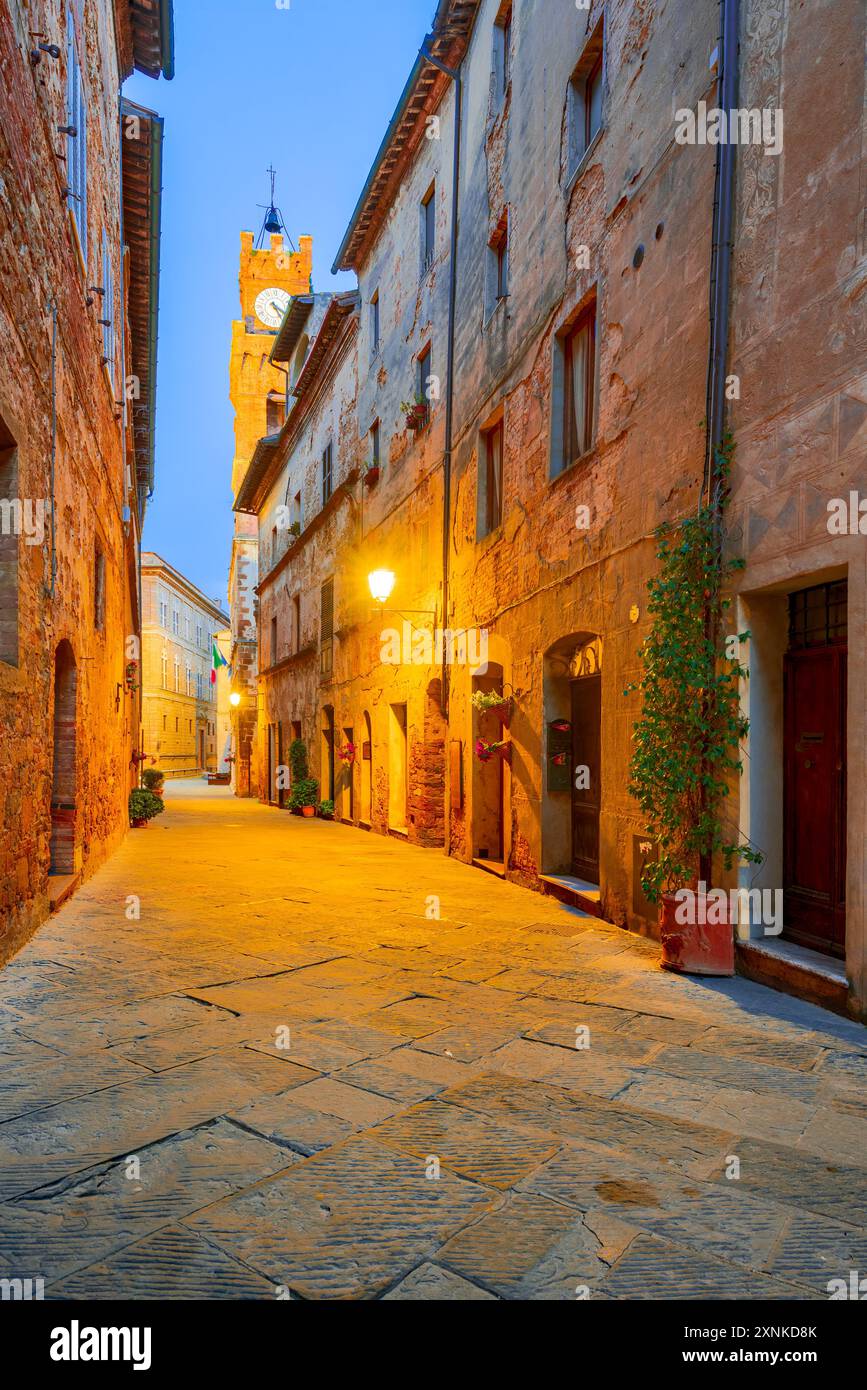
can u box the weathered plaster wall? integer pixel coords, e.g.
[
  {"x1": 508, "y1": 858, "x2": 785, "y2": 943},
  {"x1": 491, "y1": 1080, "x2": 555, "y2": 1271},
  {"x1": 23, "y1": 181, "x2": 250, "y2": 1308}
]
[{"x1": 0, "y1": 0, "x2": 143, "y2": 959}]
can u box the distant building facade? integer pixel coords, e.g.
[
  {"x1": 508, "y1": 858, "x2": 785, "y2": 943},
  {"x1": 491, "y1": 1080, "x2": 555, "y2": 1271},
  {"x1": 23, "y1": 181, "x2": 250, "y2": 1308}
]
[
  {"x1": 0, "y1": 0, "x2": 172, "y2": 958},
  {"x1": 141, "y1": 554, "x2": 229, "y2": 779},
  {"x1": 228, "y1": 230, "x2": 313, "y2": 795}
]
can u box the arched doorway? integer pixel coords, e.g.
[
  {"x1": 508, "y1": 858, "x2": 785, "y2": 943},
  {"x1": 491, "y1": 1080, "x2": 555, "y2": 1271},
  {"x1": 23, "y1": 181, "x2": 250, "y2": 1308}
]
[
  {"x1": 543, "y1": 632, "x2": 602, "y2": 883},
  {"x1": 50, "y1": 641, "x2": 77, "y2": 876},
  {"x1": 360, "y1": 711, "x2": 373, "y2": 825}
]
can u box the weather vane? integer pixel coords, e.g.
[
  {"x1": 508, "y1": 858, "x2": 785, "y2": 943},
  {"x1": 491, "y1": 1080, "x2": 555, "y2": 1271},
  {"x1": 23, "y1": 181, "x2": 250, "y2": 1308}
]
[{"x1": 255, "y1": 167, "x2": 295, "y2": 250}]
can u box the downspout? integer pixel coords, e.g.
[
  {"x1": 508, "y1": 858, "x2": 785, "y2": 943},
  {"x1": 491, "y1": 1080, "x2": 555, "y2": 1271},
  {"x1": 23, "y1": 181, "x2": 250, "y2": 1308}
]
[
  {"x1": 420, "y1": 41, "x2": 462, "y2": 857},
  {"x1": 46, "y1": 297, "x2": 58, "y2": 599},
  {"x1": 420, "y1": 43, "x2": 462, "y2": 712},
  {"x1": 699, "y1": 0, "x2": 739, "y2": 887}
]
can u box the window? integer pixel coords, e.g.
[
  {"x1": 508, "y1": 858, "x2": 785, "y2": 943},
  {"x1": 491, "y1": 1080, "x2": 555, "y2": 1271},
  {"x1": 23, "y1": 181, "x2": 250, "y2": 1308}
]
[
  {"x1": 271, "y1": 524, "x2": 278, "y2": 569},
  {"x1": 371, "y1": 290, "x2": 380, "y2": 355},
  {"x1": 371, "y1": 419, "x2": 381, "y2": 466},
  {"x1": 0, "y1": 419, "x2": 19, "y2": 667},
  {"x1": 93, "y1": 543, "x2": 105, "y2": 631},
  {"x1": 185, "y1": 665, "x2": 192, "y2": 695},
  {"x1": 561, "y1": 304, "x2": 596, "y2": 472},
  {"x1": 196, "y1": 623, "x2": 202, "y2": 648},
  {"x1": 161, "y1": 652, "x2": 167, "y2": 688},
  {"x1": 568, "y1": 21, "x2": 605, "y2": 177},
  {"x1": 270, "y1": 615, "x2": 278, "y2": 667},
  {"x1": 100, "y1": 231, "x2": 115, "y2": 383},
  {"x1": 266, "y1": 392, "x2": 285, "y2": 435},
  {"x1": 175, "y1": 717, "x2": 179, "y2": 733},
  {"x1": 480, "y1": 418, "x2": 504, "y2": 536},
  {"x1": 320, "y1": 578, "x2": 334, "y2": 679},
  {"x1": 487, "y1": 211, "x2": 509, "y2": 313},
  {"x1": 292, "y1": 490, "x2": 302, "y2": 530},
  {"x1": 416, "y1": 343, "x2": 432, "y2": 411},
  {"x1": 293, "y1": 594, "x2": 301, "y2": 653},
  {"x1": 322, "y1": 442, "x2": 333, "y2": 505},
  {"x1": 172, "y1": 609, "x2": 179, "y2": 635},
  {"x1": 174, "y1": 657, "x2": 180, "y2": 692},
  {"x1": 66, "y1": 10, "x2": 88, "y2": 260},
  {"x1": 421, "y1": 184, "x2": 436, "y2": 272},
  {"x1": 495, "y1": 3, "x2": 513, "y2": 99}
]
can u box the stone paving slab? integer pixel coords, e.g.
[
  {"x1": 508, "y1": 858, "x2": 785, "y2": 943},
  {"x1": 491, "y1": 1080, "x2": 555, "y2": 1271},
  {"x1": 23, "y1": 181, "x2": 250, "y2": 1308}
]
[
  {"x1": 47, "y1": 1224, "x2": 277, "y2": 1300},
  {"x1": 0, "y1": 1120, "x2": 294, "y2": 1285},
  {"x1": 594, "y1": 1233, "x2": 819, "y2": 1300},
  {"x1": 371, "y1": 1097, "x2": 560, "y2": 1189},
  {"x1": 436, "y1": 1192, "x2": 615, "y2": 1298},
  {"x1": 183, "y1": 1134, "x2": 500, "y2": 1299},
  {"x1": 383, "y1": 1262, "x2": 498, "y2": 1300}
]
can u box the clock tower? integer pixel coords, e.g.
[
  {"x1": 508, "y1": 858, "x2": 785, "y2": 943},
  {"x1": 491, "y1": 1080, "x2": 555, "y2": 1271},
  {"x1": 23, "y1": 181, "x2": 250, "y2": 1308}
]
[{"x1": 228, "y1": 228, "x2": 312, "y2": 797}]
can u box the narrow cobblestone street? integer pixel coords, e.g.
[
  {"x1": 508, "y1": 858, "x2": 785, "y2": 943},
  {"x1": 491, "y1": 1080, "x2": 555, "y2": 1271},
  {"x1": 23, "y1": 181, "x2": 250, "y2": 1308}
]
[{"x1": 1, "y1": 784, "x2": 866, "y2": 1301}]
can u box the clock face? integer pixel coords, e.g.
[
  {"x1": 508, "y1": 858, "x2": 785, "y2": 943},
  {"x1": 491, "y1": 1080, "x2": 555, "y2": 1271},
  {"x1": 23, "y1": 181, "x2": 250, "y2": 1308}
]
[{"x1": 255, "y1": 287, "x2": 290, "y2": 329}]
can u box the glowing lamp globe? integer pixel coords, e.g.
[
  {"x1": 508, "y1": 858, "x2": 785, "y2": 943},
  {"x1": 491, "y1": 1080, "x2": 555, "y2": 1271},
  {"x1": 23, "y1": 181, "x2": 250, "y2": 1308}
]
[
  {"x1": 368, "y1": 569, "x2": 396, "y2": 605},
  {"x1": 229, "y1": 692, "x2": 241, "y2": 708}
]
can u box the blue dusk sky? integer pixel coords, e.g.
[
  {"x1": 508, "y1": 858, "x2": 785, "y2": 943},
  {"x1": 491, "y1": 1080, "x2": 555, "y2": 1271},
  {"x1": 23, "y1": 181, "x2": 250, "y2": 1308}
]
[{"x1": 125, "y1": 0, "x2": 434, "y2": 607}]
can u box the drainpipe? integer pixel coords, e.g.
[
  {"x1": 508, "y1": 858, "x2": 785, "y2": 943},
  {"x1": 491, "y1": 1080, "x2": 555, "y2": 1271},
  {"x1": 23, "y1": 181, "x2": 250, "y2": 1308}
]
[
  {"x1": 699, "y1": 0, "x2": 739, "y2": 887},
  {"x1": 420, "y1": 40, "x2": 462, "y2": 859},
  {"x1": 420, "y1": 41, "x2": 462, "y2": 729},
  {"x1": 46, "y1": 297, "x2": 58, "y2": 599}
]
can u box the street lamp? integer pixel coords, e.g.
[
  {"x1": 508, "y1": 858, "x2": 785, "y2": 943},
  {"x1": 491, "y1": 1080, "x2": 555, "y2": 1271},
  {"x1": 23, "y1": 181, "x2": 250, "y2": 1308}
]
[
  {"x1": 368, "y1": 569, "x2": 396, "y2": 605},
  {"x1": 229, "y1": 692, "x2": 241, "y2": 708}
]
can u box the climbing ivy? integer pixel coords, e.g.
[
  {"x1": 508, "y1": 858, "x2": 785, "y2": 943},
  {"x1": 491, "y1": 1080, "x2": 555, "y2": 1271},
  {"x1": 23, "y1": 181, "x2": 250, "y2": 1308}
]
[{"x1": 626, "y1": 438, "x2": 763, "y2": 902}]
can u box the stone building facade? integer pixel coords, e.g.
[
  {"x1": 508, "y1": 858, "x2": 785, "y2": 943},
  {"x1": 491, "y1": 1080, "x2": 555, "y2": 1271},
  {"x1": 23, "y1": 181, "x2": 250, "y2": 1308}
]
[
  {"x1": 227, "y1": 230, "x2": 312, "y2": 796},
  {"x1": 140, "y1": 553, "x2": 229, "y2": 779},
  {"x1": 236, "y1": 0, "x2": 866, "y2": 1017},
  {"x1": 0, "y1": 0, "x2": 172, "y2": 959}
]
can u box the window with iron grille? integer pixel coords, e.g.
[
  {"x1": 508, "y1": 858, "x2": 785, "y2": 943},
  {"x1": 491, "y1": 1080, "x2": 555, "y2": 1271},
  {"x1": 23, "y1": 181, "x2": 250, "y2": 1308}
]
[
  {"x1": 322, "y1": 442, "x2": 333, "y2": 505},
  {"x1": 788, "y1": 582, "x2": 848, "y2": 650}
]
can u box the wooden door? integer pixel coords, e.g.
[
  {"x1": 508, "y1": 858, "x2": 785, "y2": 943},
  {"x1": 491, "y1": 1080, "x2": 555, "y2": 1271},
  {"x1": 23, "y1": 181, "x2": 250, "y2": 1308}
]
[
  {"x1": 571, "y1": 673, "x2": 601, "y2": 882},
  {"x1": 784, "y1": 646, "x2": 846, "y2": 957}
]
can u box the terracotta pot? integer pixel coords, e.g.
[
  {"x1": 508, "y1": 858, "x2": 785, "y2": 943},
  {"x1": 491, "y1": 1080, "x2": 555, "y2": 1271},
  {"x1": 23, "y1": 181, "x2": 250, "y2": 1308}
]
[
  {"x1": 495, "y1": 700, "x2": 512, "y2": 728},
  {"x1": 659, "y1": 890, "x2": 734, "y2": 977},
  {"x1": 131, "y1": 818, "x2": 148, "y2": 829},
  {"x1": 301, "y1": 805, "x2": 315, "y2": 818}
]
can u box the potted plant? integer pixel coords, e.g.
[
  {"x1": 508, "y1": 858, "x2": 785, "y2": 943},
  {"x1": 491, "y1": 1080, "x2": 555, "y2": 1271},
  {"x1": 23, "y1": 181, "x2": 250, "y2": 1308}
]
[
  {"x1": 141, "y1": 767, "x2": 165, "y2": 798},
  {"x1": 400, "y1": 395, "x2": 430, "y2": 432},
  {"x1": 129, "y1": 788, "x2": 165, "y2": 829},
  {"x1": 475, "y1": 737, "x2": 511, "y2": 764},
  {"x1": 626, "y1": 438, "x2": 762, "y2": 976},
  {"x1": 318, "y1": 799, "x2": 335, "y2": 821},
  {"x1": 289, "y1": 778, "x2": 319, "y2": 817},
  {"x1": 471, "y1": 689, "x2": 513, "y2": 726},
  {"x1": 364, "y1": 460, "x2": 381, "y2": 488},
  {"x1": 288, "y1": 520, "x2": 301, "y2": 539}
]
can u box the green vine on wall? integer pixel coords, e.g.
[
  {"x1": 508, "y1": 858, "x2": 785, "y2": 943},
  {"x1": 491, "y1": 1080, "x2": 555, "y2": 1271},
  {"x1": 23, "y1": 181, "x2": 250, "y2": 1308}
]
[{"x1": 626, "y1": 437, "x2": 763, "y2": 902}]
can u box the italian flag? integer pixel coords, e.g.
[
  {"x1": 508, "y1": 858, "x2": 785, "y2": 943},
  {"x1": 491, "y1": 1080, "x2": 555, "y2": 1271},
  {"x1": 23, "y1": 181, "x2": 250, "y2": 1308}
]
[{"x1": 211, "y1": 640, "x2": 230, "y2": 685}]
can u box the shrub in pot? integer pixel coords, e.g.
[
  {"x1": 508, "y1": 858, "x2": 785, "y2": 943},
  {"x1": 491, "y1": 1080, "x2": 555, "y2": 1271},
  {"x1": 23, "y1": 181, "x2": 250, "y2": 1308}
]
[
  {"x1": 129, "y1": 788, "x2": 165, "y2": 828},
  {"x1": 626, "y1": 439, "x2": 762, "y2": 976},
  {"x1": 141, "y1": 767, "x2": 164, "y2": 797},
  {"x1": 289, "y1": 777, "x2": 319, "y2": 817},
  {"x1": 318, "y1": 799, "x2": 335, "y2": 820}
]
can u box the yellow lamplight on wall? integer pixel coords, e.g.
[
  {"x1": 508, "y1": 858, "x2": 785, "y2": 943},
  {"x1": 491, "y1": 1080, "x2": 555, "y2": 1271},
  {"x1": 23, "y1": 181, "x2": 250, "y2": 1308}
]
[
  {"x1": 368, "y1": 569, "x2": 396, "y2": 605},
  {"x1": 229, "y1": 692, "x2": 241, "y2": 708}
]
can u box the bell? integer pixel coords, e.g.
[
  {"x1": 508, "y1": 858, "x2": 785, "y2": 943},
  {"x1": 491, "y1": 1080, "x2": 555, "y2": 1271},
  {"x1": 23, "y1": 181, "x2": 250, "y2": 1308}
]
[{"x1": 263, "y1": 206, "x2": 282, "y2": 235}]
